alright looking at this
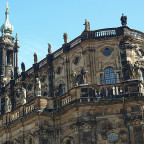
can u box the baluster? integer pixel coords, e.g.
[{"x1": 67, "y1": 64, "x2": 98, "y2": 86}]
[
  {"x1": 112, "y1": 86, "x2": 115, "y2": 96},
  {"x1": 105, "y1": 88, "x2": 108, "y2": 97},
  {"x1": 115, "y1": 86, "x2": 119, "y2": 95},
  {"x1": 120, "y1": 86, "x2": 123, "y2": 94}
]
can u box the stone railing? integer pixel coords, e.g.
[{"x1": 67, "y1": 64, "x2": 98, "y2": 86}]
[
  {"x1": 95, "y1": 28, "x2": 117, "y2": 38},
  {"x1": 0, "y1": 97, "x2": 49, "y2": 126},
  {"x1": 130, "y1": 29, "x2": 144, "y2": 39},
  {"x1": 55, "y1": 80, "x2": 143, "y2": 108}
]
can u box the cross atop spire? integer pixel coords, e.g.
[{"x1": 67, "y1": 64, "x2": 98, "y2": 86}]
[
  {"x1": 0, "y1": 3, "x2": 14, "y2": 36},
  {"x1": 6, "y1": 2, "x2": 8, "y2": 10}
]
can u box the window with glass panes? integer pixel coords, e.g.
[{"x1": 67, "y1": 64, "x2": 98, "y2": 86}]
[
  {"x1": 116, "y1": 72, "x2": 120, "y2": 83},
  {"x1": 104, "y1": 67, "x2": 116, "y2": 84},
  {"x1": 100, "y1": 74, "x2": 104, "y2": 84}
]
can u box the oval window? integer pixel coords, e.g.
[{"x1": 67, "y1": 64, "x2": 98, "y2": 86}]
[
  {"x1": 103, "y1": 48, "x2": 111, "y2": 56},
  {"x1": 107, "y1": 133, "x2": 118, "y2": 142},
  {"x1": 74, "y1": 57, "x2": 79, "y2": 65}
]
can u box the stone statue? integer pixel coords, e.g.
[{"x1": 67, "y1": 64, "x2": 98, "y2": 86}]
[
  {"x1": 48, "y1": 43, "x2": 52, "y2": 54},
  {"x1": 63, "y1": 33, "x2": 68, "y2": 44},
  {"x1": 21, "y1": 62, "x2": 25, "y2": 72},
  {"x1": 1, "y1": 78, "x2": 5, "y2": 87},
  {"x1": 34, "y1": 52, "x2": 38, "y2": 64},
  {"x1": 134, "y1": 62, "x2": 143, "y2": 81},
  {"x1": 71, "y1": 69, "x2": 78, "y2": 86},
  {"x1": 84, "y1": 19, "x2": 90, "y2": 31},
  {"x1": 125, "y1": 61, "x2": 134, "y2": 79},
  {"x1": 10, "y1": 70, "x2": 13, "y2": 79},
  {"x1": 140, "y1": 82, "x2": 144, "y2": 94},
  {"x1": 120, "y1": 13, "x2": 127, "y2": 26},
  {"x1": 21, "y1": 87, "x2": 26, "y2": 105},
  {"x1": 35, "y1": 78, "x2": 41, "y2": 96},
  {"x1": 138, "y1": 69, "x2": 143, "y2": 81},
  {"x1": 81, "y1": 66, "x2": 88, "y2": 84},
  {"x1": 5, "y1": 95, "x2": 12, "y2": 113}
]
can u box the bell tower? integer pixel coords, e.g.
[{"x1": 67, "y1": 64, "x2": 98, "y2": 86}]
[{"x1": 0, "y1": 3, "x2": 20, "y2": 87}]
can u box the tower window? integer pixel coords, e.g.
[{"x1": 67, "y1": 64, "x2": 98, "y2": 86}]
[{"x1": 104, "y1": 67, "x2": 115, "y2": 84}]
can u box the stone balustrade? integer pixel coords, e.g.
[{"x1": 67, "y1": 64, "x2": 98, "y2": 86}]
[{"x1": 55, "y1": 80, "x2": 143, "y2": 108}]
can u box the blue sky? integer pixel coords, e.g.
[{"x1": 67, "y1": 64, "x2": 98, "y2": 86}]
[{"x1": 0, "y1": 0, "x2": 144, "y2": 70}]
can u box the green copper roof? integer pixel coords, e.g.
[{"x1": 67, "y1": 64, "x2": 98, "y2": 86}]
[{"x1": 0, "y1": 3, "x2": 14, "y2": 36}]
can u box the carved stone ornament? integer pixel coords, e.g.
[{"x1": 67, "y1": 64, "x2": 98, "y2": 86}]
[
  {"x1": 5, "y1": 95, "x2": 12, "y2": 113},
  {"x1": 35, "y1": 78, "x2": 41, "y2": 97}
]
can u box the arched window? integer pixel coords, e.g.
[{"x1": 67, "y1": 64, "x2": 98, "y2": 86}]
[
  {"x1": 104, "y1": 67, "x2": 115, "y2": 84},
  {"x1": 67, "y1": 140, "x2": 71, "y2": 144},
  {"x1": 29, "y1": 138, "x2": 32, "y2": 144},
  {"x1": 59, "y1": 84, "x2": 65, "y2": 96}
]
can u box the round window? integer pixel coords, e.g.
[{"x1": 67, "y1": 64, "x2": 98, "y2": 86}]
[
  {"x1": 103, "y1": 48, "x2": 111, "y2": 56},
  {"x1": 107, "y1": 133, "x2": 119, "y2": 142}
]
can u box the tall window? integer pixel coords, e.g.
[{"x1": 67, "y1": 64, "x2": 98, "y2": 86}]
[
  {"x1": 116, "y1": 72, "x2": 120, "y2": 83},
  {"x1": 67, "y1": 140, "x2": 71, "y2": 144},
  {"x1": 59, "y1": 84, "x2": 65, "y2": 96},
  {"x1": 100, "y1": 74, "x2": 104, "y2": 85},
  {"x1": 104, "y1": 67, "x2": 115, "y2": 84},
  {"x1": 29, "y1": 138, "x2": 32, "y2": 144}
]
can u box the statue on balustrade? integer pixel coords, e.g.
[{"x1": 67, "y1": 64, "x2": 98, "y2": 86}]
[
  {"x1": 81, "y1": 66, "x2": 88, "y2": 84},
  {"x1": 21, "y1": 62, "x2": 25, "y2": 72},
  {"x1": 63, "y1": 33, "x2": 68, "y2": 44},
  {"x1": 21, "y1": 87, "x2": 26, "y2": 105},
  {"x1": 121, "y1": 13, "x2": 127, "y2": 26},
  {"x1": 34, "y1": 52, "x2": 38, "y2": 64},
  {"x1": 5, "y1": 95, "x2": 12, "y2": 113},
  {"x1": 35, "y1": 78, "x2": 41, "y2": 96},
  {"x1": 48, "y1": 43, "x2": 52, "y2": 54},
  {"x1": 84, "y1": 19, "x2": 90, "y2": 31},
  {"x1": 71, "y1": 69, "x2": 78, "y2": 86}
]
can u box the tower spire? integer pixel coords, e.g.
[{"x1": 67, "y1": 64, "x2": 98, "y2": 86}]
[{"x1": 0, "y1": 3, "x2": 14, "y2": 36}]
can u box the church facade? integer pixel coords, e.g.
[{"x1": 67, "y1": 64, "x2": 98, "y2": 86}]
[{"x1": 0, "y1": 5, "x2": 144, "y2": 144}]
